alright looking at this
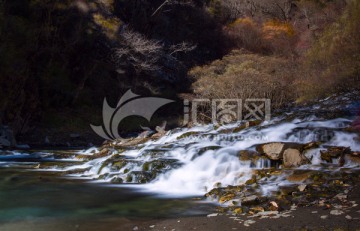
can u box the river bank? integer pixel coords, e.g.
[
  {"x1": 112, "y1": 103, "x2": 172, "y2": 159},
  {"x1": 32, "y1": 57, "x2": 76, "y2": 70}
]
[{"x1": 1, "y1": 181, "x2": 359, "y2": 231}]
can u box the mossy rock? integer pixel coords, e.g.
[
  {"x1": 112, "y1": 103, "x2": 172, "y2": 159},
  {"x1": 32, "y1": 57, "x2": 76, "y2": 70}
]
[
  {"x1": 111, "y1": 160, "x2": 128, "y2": 171},
  {"x1": 126, "y1": 174, "x2": 133, "y2": 183},
  {"x1": 320, "y1": 146, "x2": 351, "y2": 162},
  {"x1": 177, "y1": 132, "x2": 199, "y2": 140},
  {"x1": 142, "y1": 162, "x2": 150, "y2": 171},
  {"x1": 76, "y1": 148, "x2": 111, "y2": 160},
  {"x1": 286, "y1": 171, "x2": 312, "y2": 182},
  {"x1": 219, "y1": 193, "x2": 236, "y2": 203},
  {"x1": 205, "y1": 187, "x2": 222, "y2": 198},
  {"x1": 245, "y1": 175, "x2": 257, "y2": 185},
  {"x1": 198, "y1": 146, "x2": 221, "y2": 155},
  {"x1": 241, "y1": 195, "x2": 260, "y2": 206},
  {"x1": 303, "y1": 142, "x2": 321, "y2": 150},
  {"x1": 110, "y1": 176, "x2": 123, "y2": 184},
  {"x1": 126, "y1": 171, "x2": 153, "y2": 184},
  {"x1": 238, "y1": 150, "x2": 260, "y2": 162},
  {"x1": 250, "y1": 206, "x2": 264, "y2": 213},
  {"x1": 233, "y1": 207, "x2": 243, "y2": 215}
]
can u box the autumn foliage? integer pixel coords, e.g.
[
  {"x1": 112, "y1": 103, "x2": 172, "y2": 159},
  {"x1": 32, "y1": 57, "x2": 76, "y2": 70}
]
[{"x1": 225, "y1": 17, "x2": 297, "y2": 56}]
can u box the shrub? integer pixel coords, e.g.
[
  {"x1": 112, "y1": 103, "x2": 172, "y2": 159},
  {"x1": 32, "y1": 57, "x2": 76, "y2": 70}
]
[
  {"x1": 189, "y1": 50, "x2": 297, "y2": 108},
  {"x1": 297, "y1": 0, "x2": 360, "y2": 101},
  {"x1": 225, "y1": 17, "x2": 266, "y2": 53},
  {"x1": 225, "y1": 17, "x2": 298, "y2": 56},
  {"x1": 261, "y1": 20, "x2": 297, "y2": 56}
]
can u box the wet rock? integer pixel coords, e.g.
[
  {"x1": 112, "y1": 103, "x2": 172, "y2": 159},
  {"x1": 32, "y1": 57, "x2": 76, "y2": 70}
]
[
  {"x1": 245, "y1": 175, "x2": 257, "y2": 185},
  {"x1": 298, "y1": 184, "x2": 307, "y2": 192},
  {"x1": 114, "y1": 137, "x2": 150, "y2": 148},
  {"x1": 283, "y1": 148, "x2": 310, "y2": 168},
  {"x1": 151, "y1": 121, "x2": 168, "y2": 139},
  {"x1": 177, "y1": 131, "x2": 199, "y2": 140},
  {"x1": 213, "y1": 182, "x2": 222, "y2": 188},
  {"x1": 138, "y1": 130, "x2": 154, "y2": 139},
  {"x1": 257, "y1": 142, "x2": 307, "y2": 160},
  {"x1": 242, "y1": 195, "x2": 259, "y2": 206},
  {"x1": 198, "y1": 146, "x2": 221, "y2": 155},
  {"x1": 346, "y1": 155, "x2": 360, "y2": 165},
  {"x1": 219, "y1": 193, "x2": 236, "y2": 203},
  {"x1": 320, "y1": 146, "x2": 351, "y2": 162},
  {"x1": 233, "y1": 207, "x2": 243, "y2": 215},
  {"x1": 238, "y1": 150, "x2": 261, "y2": 162},
  {"x1": 286, "y1": 171, "x2": 312, "y2": 182},
  {"x1": 111, "y1": 159, "x2": 128, "y2": 171},
  {"x1": 110, "y1": 176, "x2": 123, "y2": 183},
  {"x1": 303, "y1": 142, "x2": 321, "y2": 150},
  {"x1": 269, "y1": 201, "x2": 279, "y2": 211},
  {"x1": 77, "y1": 148, "x2": 112, "y2": 160},
  {"x1": 250, "y1": 206, "x2": 264, "y2": 213},
  {"x1": 256, "y1": 142, "x2": 285, "y2": 160},
  {"x1": 127, "y1": 171, "x2": 153, "y2": 183}
]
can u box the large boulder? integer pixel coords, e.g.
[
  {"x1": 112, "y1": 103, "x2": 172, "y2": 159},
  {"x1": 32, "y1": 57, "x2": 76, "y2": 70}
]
[
  {"x1": 256, "y1": 142, "x2": 310, "y2": 167},
  {"x1": 283, "y1": 148, "x2": 310, "y2": 168},
  {"x1": 256, "y1": 142, "x2": 304, "y2": 160},
  {"x1": 256, "y1": 142, "x2": 284, "y2": 160}
]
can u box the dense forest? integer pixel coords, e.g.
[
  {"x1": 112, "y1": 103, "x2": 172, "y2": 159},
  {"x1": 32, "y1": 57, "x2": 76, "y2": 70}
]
[{"x1": 0, "y1": 0, "x2": 359, "y2": 143}]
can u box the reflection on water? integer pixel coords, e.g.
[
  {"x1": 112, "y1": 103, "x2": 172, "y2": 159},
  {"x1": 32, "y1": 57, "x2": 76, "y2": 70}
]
[{"x1": 0, "y1": 166, "x2": 214, "y2": 222}]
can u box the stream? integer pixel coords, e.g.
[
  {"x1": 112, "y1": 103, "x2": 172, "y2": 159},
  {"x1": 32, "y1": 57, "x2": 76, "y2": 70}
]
[{"x1": 0, "y1": 93, "x2": 359, "y2": 223}]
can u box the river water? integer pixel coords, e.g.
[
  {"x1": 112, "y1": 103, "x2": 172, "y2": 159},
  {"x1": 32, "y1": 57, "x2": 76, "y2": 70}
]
[
  {"x1": 0, "y1": 150, "x2": 215, "y2": 223},
  {"x1": 1, "y1": 93, "x2": 359, "y2": 224}
]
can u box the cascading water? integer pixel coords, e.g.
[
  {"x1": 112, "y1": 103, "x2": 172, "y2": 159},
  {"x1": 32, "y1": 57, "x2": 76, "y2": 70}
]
[
  {"x1": 54, "y1": 114, "x2": 360, "y2": 198},
  {"x1": 3, "y1": 93, "x2": 359, "y2": 201}
]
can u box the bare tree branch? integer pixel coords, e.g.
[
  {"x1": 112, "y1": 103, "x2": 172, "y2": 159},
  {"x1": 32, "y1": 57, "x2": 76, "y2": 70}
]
[{"x1": 169, "y1": 42, "x2": 197, "y2": 56}]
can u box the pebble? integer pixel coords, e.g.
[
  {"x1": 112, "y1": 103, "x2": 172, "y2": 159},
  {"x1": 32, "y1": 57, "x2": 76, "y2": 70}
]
[
  {"x1": 330, "y1": 210, "x2": 344, "y2": 215},
  {"x1": 311, "y1": 211, "x2": 318, "y2": 214},
  {"x1": 133, "y1": 226, "x2": 139, "y2": 231},
  {"x1": 321, "y1": 215, "x2": 328, "y2": 219},
  {"x1": 345, "y1": 215, "x2": 352, "y2": 220},
  {"x1": 150, "y1": 225, "x2": 155, "y2": 228},
  {"x1": 298, "y1": 184, "x2": 307, "y2": 192},
  {"x1": 244, "y1": 220, "x2": 256, "y2": 227},
  {"x1": 207, "y1": 213, "x2": 218, "y2": 217}
]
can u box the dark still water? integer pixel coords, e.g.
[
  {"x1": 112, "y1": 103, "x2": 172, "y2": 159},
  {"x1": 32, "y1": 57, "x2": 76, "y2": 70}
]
[{"x1": 0, "y1": 162, "x2": 214, "y2": 223}]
